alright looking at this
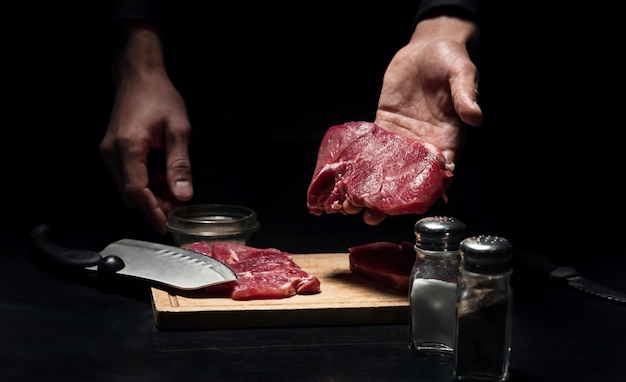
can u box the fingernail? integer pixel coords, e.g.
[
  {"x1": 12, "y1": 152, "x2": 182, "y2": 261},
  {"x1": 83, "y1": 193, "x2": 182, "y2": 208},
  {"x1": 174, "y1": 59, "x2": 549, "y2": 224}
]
[{"x1": 174, "y1": 180, "x2": 193, "y2": 198}]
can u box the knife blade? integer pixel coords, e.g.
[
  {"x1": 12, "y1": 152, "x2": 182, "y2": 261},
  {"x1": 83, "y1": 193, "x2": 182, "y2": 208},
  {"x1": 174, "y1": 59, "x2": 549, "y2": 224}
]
[
  {"x1": 515, "y1": 249, "x2": 626, "y2": 304},
  {"x1": 30, "y1": 224, "x2": 237, "y2": 290}
]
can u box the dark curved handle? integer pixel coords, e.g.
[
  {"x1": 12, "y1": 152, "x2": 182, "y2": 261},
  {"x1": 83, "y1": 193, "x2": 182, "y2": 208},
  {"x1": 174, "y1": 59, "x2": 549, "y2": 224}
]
[
  {"x1": 30, "y1": 224, "x2": 103, "y2": 268},
  {"x1": 514, "y1": 248, "x2": 579, "y2": 281}
]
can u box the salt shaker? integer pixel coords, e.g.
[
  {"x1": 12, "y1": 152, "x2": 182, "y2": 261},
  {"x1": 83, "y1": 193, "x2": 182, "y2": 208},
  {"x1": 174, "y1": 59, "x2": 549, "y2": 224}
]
[
  {"x1": 408, "y1": 216, "x2": 466, "y2": 355},
  {"x1": 454, "y1": 235, "x2": 514, "y2": 382}
]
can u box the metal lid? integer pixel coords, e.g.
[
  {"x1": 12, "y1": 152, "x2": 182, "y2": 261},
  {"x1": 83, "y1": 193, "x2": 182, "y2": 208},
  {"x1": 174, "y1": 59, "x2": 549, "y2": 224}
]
[
  {"x1": 414, "y1": 216, "x2": 466, "y2": 251},
  {"x1": 460, "y1": 235, "x2": 514, "y2": 273}
]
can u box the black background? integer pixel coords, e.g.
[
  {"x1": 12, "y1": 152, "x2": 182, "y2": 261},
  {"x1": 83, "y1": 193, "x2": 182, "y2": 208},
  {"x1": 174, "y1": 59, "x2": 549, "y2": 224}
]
[
  {"x1": 6, "y1": 2, "x2": 624, "y2": 264},
  {"x1": 3, "y1": 3, "x2": 626, "y2": 382}
]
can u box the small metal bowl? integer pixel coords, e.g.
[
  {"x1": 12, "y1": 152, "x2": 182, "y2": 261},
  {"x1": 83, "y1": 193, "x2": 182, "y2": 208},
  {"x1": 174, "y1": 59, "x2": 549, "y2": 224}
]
[{"x1": 166, "y1": 204, "x2": 260, "y2": 247}]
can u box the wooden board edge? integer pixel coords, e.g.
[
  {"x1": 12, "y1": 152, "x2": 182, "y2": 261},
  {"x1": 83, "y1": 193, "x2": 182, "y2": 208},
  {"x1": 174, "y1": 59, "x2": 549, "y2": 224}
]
[{"x1": 152, "y1": 302, "x2": 409, "y2": 330}]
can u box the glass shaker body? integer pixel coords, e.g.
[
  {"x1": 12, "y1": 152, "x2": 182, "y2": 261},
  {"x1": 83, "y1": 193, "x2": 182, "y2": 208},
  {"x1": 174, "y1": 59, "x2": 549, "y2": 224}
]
[
  {"x1": 454, "y1": 235, "x2": 514, "y2": 382},
  {"x1": 408, "y1": 216, "x2": 466, "y2": 355}
]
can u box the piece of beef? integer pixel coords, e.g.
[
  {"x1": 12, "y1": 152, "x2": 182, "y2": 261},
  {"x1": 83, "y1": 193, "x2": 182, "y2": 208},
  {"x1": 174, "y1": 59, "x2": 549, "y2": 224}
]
[
  {"x1": 348, "y1": 241, "x2": 416, "y2": 292},
  {"x1": 307, "y1": 121, "x2": 452, "y2": 217},
  {"x1": 187, "y1": 241, "x2": 321, "y2": 300}
]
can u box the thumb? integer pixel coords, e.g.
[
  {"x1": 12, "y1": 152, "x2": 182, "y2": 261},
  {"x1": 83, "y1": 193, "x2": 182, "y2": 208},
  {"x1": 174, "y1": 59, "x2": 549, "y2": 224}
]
[
  {"x1": 451, "y1": 65, "x2": 483, "y2": 127},
  {"x1": 456, "y1": 87, "x2": 483, "y2": 127},
  {"x1": 165, "y1": 139, "x2": 194, "y2": 202}
]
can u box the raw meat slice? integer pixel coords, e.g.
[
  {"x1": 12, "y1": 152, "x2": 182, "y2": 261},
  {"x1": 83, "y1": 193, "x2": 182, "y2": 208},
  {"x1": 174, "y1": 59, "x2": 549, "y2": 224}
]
[
  {"x1": 186, "y1": 241, "x2": 321, "y2": 300},
  {"x1": 348, "y1": 241, "x2": 416, "y2": 291},
  {"x1": 307, "y1": 121, "x2": 452, "y2": 217}
]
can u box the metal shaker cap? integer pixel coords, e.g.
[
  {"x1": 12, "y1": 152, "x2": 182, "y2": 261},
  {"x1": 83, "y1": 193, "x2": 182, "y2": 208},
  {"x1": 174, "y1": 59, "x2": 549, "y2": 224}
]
[
  {"x1": 414, "y1": 216, "x2": 466, "y2": 251},
  {"x1": 460, "y1": 235, "x2": 514, "y2": 273}
]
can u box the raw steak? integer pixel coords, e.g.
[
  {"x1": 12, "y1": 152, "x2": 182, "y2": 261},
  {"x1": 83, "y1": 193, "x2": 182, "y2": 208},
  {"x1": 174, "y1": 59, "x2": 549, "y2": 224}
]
[
  {"x1": 186, "y1": 241, "x2": 321, "y2": 301},
  {"x1": 307, "y1": 121, "x2": 452, "y2": 217},
  {"x1": 348, "y1": 241, "x2": 416, "y2": 292}
]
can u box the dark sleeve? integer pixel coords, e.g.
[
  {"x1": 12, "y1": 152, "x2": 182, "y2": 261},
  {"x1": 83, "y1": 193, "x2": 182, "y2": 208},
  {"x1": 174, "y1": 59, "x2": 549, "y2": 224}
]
[
  {"x1": 414, "y1": 0, "x2": 484, "y2": 26},
  {"x1": 105, "y1": 0, "x2": 161, "y2": 25},
  {"x1": 102, "y1": 0, "x2": 163, "y2": 65}
]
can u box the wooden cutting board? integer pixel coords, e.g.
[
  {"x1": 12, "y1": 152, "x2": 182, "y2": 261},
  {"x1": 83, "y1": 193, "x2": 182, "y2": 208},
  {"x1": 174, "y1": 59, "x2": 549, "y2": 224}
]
[{"x1": 151, "y1": 253, "x2": 409, "y2": 330}]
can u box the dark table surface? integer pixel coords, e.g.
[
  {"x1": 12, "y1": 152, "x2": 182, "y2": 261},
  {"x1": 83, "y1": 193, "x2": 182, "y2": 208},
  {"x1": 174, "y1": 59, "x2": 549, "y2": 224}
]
[
  {"x1": 6, "y1": 2, "x2": 626, "y2": 380},
  {"x1": 2, "y1": 220, "x2": 626, "y2": 382}
]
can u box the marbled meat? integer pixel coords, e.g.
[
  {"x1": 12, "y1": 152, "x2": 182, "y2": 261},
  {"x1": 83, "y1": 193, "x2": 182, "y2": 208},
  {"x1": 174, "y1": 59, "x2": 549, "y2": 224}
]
[
  {"x1": 187, "y1": 241, "x2": 321, "y2": 300},
  {"x1": 348, "y1": 241, "x2": 416, "y2": 292},
  {"x1": 307, "y1": 121, "x2": 451, "y2": 217}
]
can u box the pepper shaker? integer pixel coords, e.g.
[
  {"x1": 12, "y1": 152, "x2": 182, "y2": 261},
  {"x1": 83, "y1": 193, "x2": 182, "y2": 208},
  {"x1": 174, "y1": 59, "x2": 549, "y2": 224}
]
[
  {"x1": 408, "y1": 216, "x2": 466, "y2": 355},
  {"x1": 454, "y1": 235, "x2": 514, "y2": 381}
]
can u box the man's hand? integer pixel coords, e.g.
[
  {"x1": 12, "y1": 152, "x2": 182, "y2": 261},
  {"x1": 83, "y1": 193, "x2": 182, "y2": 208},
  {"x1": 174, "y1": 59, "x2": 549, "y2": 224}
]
[
  {"x1": 100, "y1": 25, "x2": 193, "y2": 234},
  {"x1": 354, "y1": 16, "x2": 483, "y2": 225}
]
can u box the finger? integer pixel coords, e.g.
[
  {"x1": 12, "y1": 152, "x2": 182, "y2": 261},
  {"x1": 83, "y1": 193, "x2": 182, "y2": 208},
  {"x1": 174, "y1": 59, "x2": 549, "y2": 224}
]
[
  {"x1": 362, "y1": 209, "x2": 388, "y2": 226},
  {"x1": 125, "y1": 172, "x2": 169, "y2": 235},
  {"x1": 164, "y1": 124, "x2": 193, "y2": 202},
  {"x1": 138, "y1": 188, "x2": 169, "y2": 235},
  {"x1": 342, "y1": 200, "x2": 363, "y2": 214},
  {"x1": 148, "y1": 174, "x2": 184, "y2": 234},
  {"x1": 118, "y1": 143, "x2": 169, "y2": 234},
  {"x1": 450, "y1": 63, "x2": 483, "y2": 127}
]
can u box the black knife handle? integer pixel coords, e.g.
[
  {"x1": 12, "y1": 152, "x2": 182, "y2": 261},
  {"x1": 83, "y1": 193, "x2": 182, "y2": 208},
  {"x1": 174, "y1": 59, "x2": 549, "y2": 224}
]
[
  {"x1": 30, "y1": 224, "x2": 104, "y2": 268},
  {"x1": 514, "y1": 249, "x2": 580, "y2": 280}
]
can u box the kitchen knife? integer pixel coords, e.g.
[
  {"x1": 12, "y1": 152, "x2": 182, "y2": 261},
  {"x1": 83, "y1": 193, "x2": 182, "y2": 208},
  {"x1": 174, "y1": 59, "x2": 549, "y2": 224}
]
[
  {"x1": 515, "y1": 249, "x2": 626, "y2": 304},
  {"x1": 30, "y1": 224, "x2": 237, "y2": 290}
]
